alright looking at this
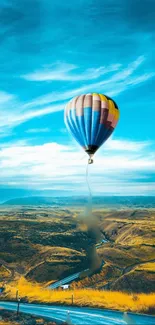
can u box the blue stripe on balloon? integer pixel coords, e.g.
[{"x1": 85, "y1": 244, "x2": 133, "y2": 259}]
[
  {"x1": 69, "y1": 108, "x2": 85, "y2": 146},
  {"x1": 65, "y1": 111, "x2": 80, "y2": 146},
  {"x1": 65, "y1": 112, "x2": 81, "y2": 146},
  {"x1": 94, "y1": 124, "x2": 107, "y2": 147},
  {"x1": 76, "y1": 115, "x2": 87, "y2": 147},
  {"x1": 84, "y1": 107, "x2": 92, "y2": 145},
  {"x1": 99, "y1": 121, "x2": 112, "y2": 146},
  {"x1": 91, "y1": 111, "x2": 100, "y2": 145},
  {"x1": 99, "y1": 128, "x2": 113, "y2": 147}
]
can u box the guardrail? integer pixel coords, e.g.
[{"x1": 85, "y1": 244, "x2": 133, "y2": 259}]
[{"x1": 48, "y1": 268, "x2": 89, "y2": 289}]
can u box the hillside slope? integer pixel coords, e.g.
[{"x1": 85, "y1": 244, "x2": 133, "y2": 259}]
[{"x1": 0, "y1": 206, "x2": 154, "y2": 293}]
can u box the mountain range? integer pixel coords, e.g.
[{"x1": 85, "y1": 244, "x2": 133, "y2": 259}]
[{"x1": 2, "y1": 195, "x2": 155, "y2": 208}]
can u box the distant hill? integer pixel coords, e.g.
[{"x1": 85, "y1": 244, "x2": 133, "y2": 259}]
[
  {"x1": 2, "y1": 195, "x2": 155, "y2": 207},
  {"x1": 0, "y1": 188, "x2": 71, "y2": 203},
  {"x1": 0, "y1": 188, "x2": 38, "y2": 203},
  {"x1": 2, "y1": 196, "x2": 55, "y2": 206}
]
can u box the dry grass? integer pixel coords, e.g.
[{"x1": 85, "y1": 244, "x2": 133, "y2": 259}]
[
  {"x1": 99, "y1": 211, "x2": 155, "y2": 247},
  {"x1": 135, "y1": 262, "x2": 155, "y2": 272},
  {"x1": 71, "y1": 264, "x2": 121, "y2": 289},
  {"x1": 3, "y1": 277, "x2": 155, "y2": 314},
  {"x1": 0, "y1": 321, "x2": 18, "y2": 325},
  {"x1": 0, "y1": 266, "x2": 11, "y2": 279}
]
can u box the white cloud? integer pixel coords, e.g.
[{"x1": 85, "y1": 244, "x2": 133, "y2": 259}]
[
  {"x1": 0, "y1": 139, "x2": 30, "y2": 148},
  {"x1": 0, "y1": 139, "x2": 154, "y2": 195},
  {"x1": 25, "y1": 127, "x2": 50, "y2": 134},
  {"x1": 0, "y1": 102, "x2": 64, "y2": 133},
  {"x1": 23, "y1": 56, "x2": 151, "y2": 111},
  {"x1": 104, "y1": 138, "x2": 151, "y2": 151},
  {"x1": 22, "y1": 62, "x2": 121, "y2": 82},
  {"x1": 0, "y1": 91, "x2": 15, "y2": 104},
  {"x1": 91, "y1": 182, "x2": 155, "y2": 196},
  {"x1": 126, "y1": 73, "x2": 155, "y2": 85}
]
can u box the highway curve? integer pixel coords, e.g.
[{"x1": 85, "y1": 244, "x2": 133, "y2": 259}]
[{"x1": 0, "y1": 302, "x2": 154, "y2": 325}]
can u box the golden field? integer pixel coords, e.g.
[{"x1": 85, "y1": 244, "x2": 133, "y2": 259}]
[
  {"x1": 0, "y1": 320, "x2": 18, "y2": 325},
  {"x1": 2, "y1": 277, "x2": 155, "y2": 314},
  {"x1": 0, "y1": 322, "x2": 18, "y2": 325}
]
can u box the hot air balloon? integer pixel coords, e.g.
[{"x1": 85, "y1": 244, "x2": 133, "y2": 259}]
[{"x1": 64, "y1": 93, "x2": 119, "y2": 164}]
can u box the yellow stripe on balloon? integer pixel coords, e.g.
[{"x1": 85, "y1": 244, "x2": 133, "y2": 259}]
[
  {"x1": 109, "y1": 100, "x2": 117, "y2": 127},
  {"x1": 99, "y1": 94, "x2": 108, "y2": 109},
  {"x1": 99, "y1": 94, "x2": 108, "y2": 102},
  {"x1": 114, "y1": 107, "x2": 119, "y2": 122},
  {"x1": 116, "y1": 108, "x2": 120, "y2": 120},
  {"x1": 113, "y1": 103, "x2": 119, "y2": 126}
]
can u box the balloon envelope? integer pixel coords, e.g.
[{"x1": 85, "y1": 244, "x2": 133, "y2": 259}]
[{"x1": 65, "y1": 93, "x2": 119, "y2": 156}]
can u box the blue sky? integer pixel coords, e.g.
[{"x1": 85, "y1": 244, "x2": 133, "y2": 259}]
[{"x1": 0, "y1": 0, "x2": 154, "y2": 197}]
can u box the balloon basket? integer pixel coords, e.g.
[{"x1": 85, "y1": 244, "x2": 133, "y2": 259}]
[{"x1": 88, "y1": 157, "x2": 93, "y2": 164}]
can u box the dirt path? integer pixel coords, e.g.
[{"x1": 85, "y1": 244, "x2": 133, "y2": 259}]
[
  {"x1": 122, "y1": 258, "x2": 155, "y2": 275},
  {"x1": 101, "y1": 258, "x2": 155, "y2": 290}
]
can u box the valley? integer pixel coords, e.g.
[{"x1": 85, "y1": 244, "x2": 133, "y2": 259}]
[{"x1": 0, "y1": 206, "x2": 154, "y2": 294}]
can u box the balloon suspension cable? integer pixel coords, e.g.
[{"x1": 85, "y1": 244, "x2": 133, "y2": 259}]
[{"x1": 86, "y1": 160, "x2": 92, "y2": 213}]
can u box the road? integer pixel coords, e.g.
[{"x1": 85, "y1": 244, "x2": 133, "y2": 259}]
[{"x1": 0, "y1": 302, "x2": 154, "y2": 324}]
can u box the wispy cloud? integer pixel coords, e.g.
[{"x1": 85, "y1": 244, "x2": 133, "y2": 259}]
[
  {"x1": 0, "y1": 91, "x2": 15, "y2": 104},
  {"x1": 22, "y1": 62, "x2": 121, "y2": 82},
  {"x1": 0, "y1": 102, "x2": 64, "y2": 134},
  {"x1": 104, "y1": 138, "x2": 151, "y2": 151},
  {"x1": 24, "y1": 56, "x2": 152, "y2": 110},
  {"x1": 26, "y1": 127, "x2": 51, "y2": 134}
]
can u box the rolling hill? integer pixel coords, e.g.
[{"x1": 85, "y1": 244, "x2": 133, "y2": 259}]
[
  {"x1": 0, "y1": 206, "x2": 154, "y2": 293},
  {"x1": 2, "y1": 195, "x2": 155, "y2": 208}
]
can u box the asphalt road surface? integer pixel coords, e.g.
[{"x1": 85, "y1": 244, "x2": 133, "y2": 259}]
[{"x1": 0, "y1": 302, "x2": 154, "y2": 324}]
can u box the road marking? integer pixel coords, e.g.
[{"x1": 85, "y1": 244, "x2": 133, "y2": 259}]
[{"x1": 38, "y1": 306, "x2": 125, "y2": 323}]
